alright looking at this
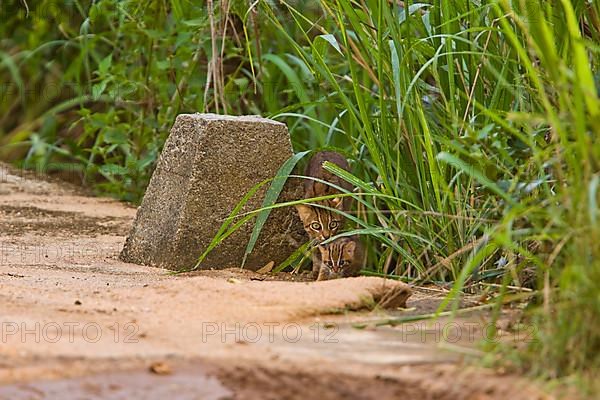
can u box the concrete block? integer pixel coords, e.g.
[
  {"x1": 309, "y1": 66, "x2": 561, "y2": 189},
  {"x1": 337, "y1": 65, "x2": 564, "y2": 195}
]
[{"x1": 120, "y1": 113, "x2": 306, "y2": 271}]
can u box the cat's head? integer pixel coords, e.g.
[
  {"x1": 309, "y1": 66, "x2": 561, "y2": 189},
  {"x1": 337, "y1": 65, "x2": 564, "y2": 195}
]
[
  {"x1": 317, "y1": 237, "x2": 357, "y2": 274},
  {"x1": 295, "y1": 200, "x2": 344, "y2": 242}
]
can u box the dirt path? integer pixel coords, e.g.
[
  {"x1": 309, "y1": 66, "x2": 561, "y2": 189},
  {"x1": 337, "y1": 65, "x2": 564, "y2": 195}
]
[{"x1": 0, "y1": 163, "x2": 550, "y2": 399}]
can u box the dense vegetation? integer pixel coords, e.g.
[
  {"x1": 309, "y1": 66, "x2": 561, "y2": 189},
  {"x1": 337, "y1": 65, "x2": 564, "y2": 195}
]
[{"x1": 1, "y1": 0, "x2": 598, "y2": 391}]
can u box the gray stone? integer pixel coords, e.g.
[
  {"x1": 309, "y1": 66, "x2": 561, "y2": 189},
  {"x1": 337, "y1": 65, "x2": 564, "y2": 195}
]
[{"x1": 120, "y1": 113, "x2": 306, "y2": 271}]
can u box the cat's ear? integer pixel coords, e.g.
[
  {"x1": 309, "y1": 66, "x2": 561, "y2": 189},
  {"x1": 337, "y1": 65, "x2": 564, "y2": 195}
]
[
  {"x1": 295, "y1": 204, "x2": 313, "y2": 223},
  {"x1": 331, "y1": 197, "x2": 344, "y2": 209},
  {"x1": 344, "y1": 240, "x2": 356, "y2": 254}
]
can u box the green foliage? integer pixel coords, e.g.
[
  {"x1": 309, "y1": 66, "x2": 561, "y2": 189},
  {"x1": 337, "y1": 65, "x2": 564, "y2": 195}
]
[
  {"x1": 241, "y1": 150, "x2": 310, "y2": 267},
  {"x1": 258, "y1": 0, "x2": 600, "y2": 382},
  {"x1": 1, "y1": 0, "x2": 263, "y2": 201}
]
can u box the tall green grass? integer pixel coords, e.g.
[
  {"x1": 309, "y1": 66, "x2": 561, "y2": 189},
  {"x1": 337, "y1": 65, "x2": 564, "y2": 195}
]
[{"x1": 255, "y1": 0, "x2": 599, "y2": 383}]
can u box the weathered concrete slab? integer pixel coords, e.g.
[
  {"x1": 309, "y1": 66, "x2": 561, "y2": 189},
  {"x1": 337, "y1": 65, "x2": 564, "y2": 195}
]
[{"x1": 120, "y1": 113, "x2": 306, "y2": 271}]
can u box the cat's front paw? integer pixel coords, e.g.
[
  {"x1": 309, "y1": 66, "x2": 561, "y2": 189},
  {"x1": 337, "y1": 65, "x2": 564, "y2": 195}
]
[{"x1": 316, "y1": 267, "x2": 331, "y2": 281}]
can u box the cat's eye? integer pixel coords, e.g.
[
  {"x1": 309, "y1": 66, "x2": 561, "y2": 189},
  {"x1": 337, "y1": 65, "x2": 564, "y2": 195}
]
[
  {"x1": 310, "y1": 222, "x2": 322, "y2": 230},
  {"x1": 329, "y1": 221, "x2": 339, "y2": 229}
]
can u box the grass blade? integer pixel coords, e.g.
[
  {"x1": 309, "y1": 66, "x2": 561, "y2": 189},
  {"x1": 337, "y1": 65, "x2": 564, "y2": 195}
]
[{"x1": 241, "y1": 150, "x2": 311, "y2": 267}]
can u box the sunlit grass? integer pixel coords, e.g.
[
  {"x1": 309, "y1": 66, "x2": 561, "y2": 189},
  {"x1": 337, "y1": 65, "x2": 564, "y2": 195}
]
[{"x1": 256, "y1": 0, "x2": 599, "y2": 384}]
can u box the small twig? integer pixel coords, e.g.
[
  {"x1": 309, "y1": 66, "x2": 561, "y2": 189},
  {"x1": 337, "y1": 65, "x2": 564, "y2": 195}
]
[
  {"x1": 219, "y1": 0, "x2": 232, "y2": 114},
  {"x1": 248, "y1": 0, "x2": 262, "y2": 79},
  {"x1": 414, "y1": 285, "x2": 451, "y2": 294},
  {"x1": 21, "y1": 0, "x2": 30, "y2": 17},
  {"x1": 419, "y1": 235, "x2": 489, "y2": 282},
  {"x1": 476, "y1": 282, "x2": 533, "y2": 292},
  {"x1": 372, "y1": 291, "x2": 536, "y2": 328},
  {"x1": 460, "y1": 28, "x2": 494, "y2": 136},
  {"x1": 207, "y1": 0, "x2": 220, "y2": 113},
  {"x1": 375, "y1": 303, "x2": 495, "y2": 327},
  {"x1": 203, "y1": 61, "x2": 213, "y2": 112},
  {"x1": 387, "y1": 0, "x2": 427, "y2": 15}
]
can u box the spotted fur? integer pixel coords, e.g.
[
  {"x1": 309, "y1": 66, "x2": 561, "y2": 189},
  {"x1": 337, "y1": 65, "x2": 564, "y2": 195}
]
[
  {"x1": 295, "y1": 202, "x2": 344, "y2": 242},
  {"x1": 295, "y1": 151, "x2": 354, "y2": 277},
  {"x1": 316, "y1": 236, "x2": 363, "y2": 281}
]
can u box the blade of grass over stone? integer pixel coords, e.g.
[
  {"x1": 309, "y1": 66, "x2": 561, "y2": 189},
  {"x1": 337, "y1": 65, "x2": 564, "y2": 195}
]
[
  {"x1": 191, "y1": 177, "x2": 274, "y2": 271},
  {"x1": 190, "y1": 213, "x2": 256, "y2": 271},
  {"x1": 241, "y1": 150, "x2": 311, "y2": 268},
  {"x1": 229, "y1": 191, "x2": 357, "y2": 218}
]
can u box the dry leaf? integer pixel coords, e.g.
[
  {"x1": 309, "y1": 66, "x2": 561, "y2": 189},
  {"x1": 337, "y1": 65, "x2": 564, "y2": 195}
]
[
  {"x1": 149, "y1": 362, "x2": 172, "y2": 375},
  {"x1": 256, "y1": 261, "x2": 275, "y2": 274}
]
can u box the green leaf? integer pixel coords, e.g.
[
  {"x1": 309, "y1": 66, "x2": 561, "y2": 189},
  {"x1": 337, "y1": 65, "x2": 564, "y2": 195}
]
[
  {"x1": 315, "y1": 34, "x2": 343, "y2": 55},
  {"x1": 242, "y1": 150, "x2": 311, "y2": 267},
  {"x1": 262, "y1": 54, "x2": 310, "y2": 104},
  {"x1": 0, "y1": 51, "x2": 24, "y2": 100},
  {"x1": 103, "y1": 129, "x2": 128, "y2": 145},
  {"x1": 99, "y1": 164, "x2": 128, "y2": 177},
  {"x1": 92, "y1": 81, "x2": 108, "y2": 100},
  {"x1": 437, "y1": 152, "x2": 517, "y2": 207},
  {"x1": 98, "y1": 54, "x2": 112, "y2": 75},
  {"x1": 183, "y1": 18, "x2": 207, "y2": 27},
  {"x1": 156, "y1": 60, "x2": 170, "y2": 70}
]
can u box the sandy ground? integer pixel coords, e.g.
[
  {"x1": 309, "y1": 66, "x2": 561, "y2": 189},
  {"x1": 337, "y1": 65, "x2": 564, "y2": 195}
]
[{"x1": 0, "y1": 163, "x2": 552, "y2": 399}]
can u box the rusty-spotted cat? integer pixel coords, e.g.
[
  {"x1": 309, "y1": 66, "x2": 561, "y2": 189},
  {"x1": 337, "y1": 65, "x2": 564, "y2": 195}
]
[
  {"x1": 294, "y1": 151, "x2": 353, "y2": 277},
  {"x1": 316, "y1": 236, "x2": 363, "y2": 281}
]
